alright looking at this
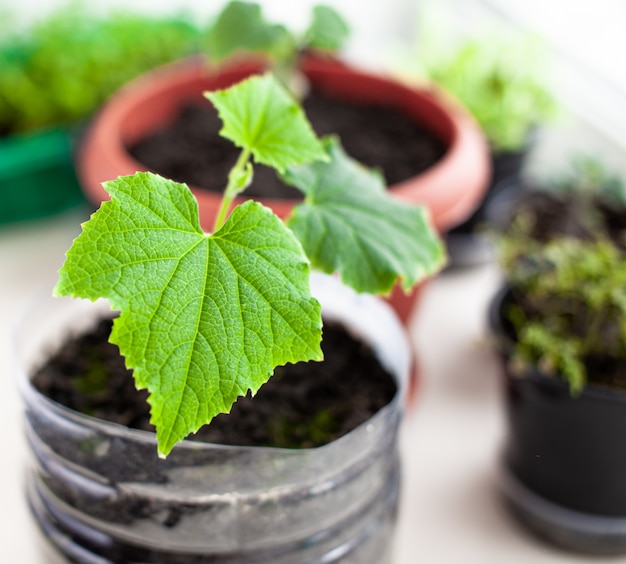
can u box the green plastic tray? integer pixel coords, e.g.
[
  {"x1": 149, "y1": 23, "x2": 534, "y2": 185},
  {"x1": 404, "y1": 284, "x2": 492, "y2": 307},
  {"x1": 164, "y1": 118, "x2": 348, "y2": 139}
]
[{"x1": 0, "y1": 126, "x2": 87, "y2": 224}]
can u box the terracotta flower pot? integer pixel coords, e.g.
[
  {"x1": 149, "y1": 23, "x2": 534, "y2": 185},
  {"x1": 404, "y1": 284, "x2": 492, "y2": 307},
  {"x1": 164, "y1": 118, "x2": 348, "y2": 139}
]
[{"x1": 77, "y1": 55, "x2": 489, "y2": 327}]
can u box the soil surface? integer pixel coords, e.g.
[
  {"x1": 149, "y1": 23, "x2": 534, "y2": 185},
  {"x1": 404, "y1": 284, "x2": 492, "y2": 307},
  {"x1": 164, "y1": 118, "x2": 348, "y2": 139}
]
[
  {"x1": 128, "y1": 89, "x2": 446, "y2": 198},
  {"x1": 507, "y1": 189, "x2": 626, "y2": 248},
  {"x1": 32, "y1": 317, "x2": 397, "y2": 448}
]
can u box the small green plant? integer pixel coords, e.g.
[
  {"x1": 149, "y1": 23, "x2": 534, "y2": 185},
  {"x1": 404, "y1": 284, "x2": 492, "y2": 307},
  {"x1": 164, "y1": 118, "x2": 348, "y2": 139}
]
[
  {"x1": 499, "y1": 224, "x2": 626, "y2": 394},
  {"x1": 498, "y1": 158, "x2": 626, "y2": 392},
  {"x1": 55, "y1": 73, "x2": 445, "y2": 456},
  {"x1": 0, "y1": 3, "x2": 201, "y2": 135},
  {"x1": 204, "y1": 1, "x2": 349, "y2": 95},
  {"x1": 416, "y1": 33, "x2": 556, "y2": 152}
]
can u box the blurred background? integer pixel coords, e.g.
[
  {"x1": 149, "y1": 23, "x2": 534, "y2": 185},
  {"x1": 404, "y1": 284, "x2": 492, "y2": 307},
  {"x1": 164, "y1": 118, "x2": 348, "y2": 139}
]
[{"x1": 3, "y1": 0, "x2": 625, "y2": 209}]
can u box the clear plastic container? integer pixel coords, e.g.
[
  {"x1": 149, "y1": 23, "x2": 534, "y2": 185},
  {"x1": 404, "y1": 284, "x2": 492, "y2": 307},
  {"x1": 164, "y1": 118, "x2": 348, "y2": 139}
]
[{"x1": 16, "y1": 273, "x2": 410, "y2": 563}]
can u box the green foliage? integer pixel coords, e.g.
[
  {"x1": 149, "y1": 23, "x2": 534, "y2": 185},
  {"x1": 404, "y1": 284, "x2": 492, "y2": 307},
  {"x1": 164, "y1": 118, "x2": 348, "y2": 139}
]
[
  {"x1": 205, "y1": 1, "x2": 349, "y2": 94},
  {"x1": 498, "y1": 157, "x2": 626, "y2": 392},
  {"x1": 56, "y1": 73, "x2": 443, "y2": 455},
  {"x1": 203, "y1": 1, "x2": 293, "y2": 64},
  {"x1": 205, "y1": 74, "x2": 328, "y2": 174},
  {"x1": 500, "y1": 232, "x2": 626, "y2": 393},
  {"x1": 303, "y1": 5, "x2": 351, "y2": 52},
  {"x1": 0, "y1": 3, "x2": 201, "y2": 135},
  {"x1": 284, "y1": 137, "x2": 445, "y2": 294},
  {"x1": 56, "y1": 173, "x2": 323, "y2": 456},
  {"x1": 417, "y1": 33, "x2": 556, "y2": 152}
]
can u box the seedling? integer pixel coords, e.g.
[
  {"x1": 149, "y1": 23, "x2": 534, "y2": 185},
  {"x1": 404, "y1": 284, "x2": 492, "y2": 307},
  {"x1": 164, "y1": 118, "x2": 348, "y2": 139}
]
[
  {"x1": 204, "y1": 1, "x2": 349, "y2": 96},
  {"x1": 498, "y1": 160, "x2": 626, "y2": 393},
  {"x1": 56, "y1": 74, "x2": 444, "y2": 456},
  {"x1": 416, "y1": 32, "x2": 556, "y2": 152},
  {"x1": 502, "y1": 235, "x2": 626, "y2": 393}
]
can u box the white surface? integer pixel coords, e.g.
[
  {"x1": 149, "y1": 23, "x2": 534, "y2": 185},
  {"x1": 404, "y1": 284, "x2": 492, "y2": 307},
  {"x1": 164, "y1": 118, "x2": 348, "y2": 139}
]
[{"x1": 0, "y1": 208, "x2": 621, "y2": 562}]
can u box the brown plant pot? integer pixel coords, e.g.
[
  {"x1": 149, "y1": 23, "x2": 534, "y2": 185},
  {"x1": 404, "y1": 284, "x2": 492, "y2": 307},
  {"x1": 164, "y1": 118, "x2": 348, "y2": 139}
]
[{"x1": 77, "y1": 54, "x2": 489, "y2": 327}]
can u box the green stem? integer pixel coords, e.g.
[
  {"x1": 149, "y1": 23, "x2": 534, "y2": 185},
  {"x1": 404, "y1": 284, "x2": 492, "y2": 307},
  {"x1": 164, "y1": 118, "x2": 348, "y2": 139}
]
[
  {"x1": 213, "y1": 148, "x2": 252, "y2": 232},
  {"x1": 582, "y1": 307, "x2": 606, "y2": 356}
]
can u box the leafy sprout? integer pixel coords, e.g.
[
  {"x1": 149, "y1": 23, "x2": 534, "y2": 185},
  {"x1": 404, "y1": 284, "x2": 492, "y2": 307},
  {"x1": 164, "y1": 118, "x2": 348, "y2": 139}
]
[
  {"x1": 204, "y1": 1, "x2": 349, "y2": 96},
  {"x1": 497, "y1": 164, "x2": 626, "y2": 393},
  {"x1": 415, "y1": 31, "x2": 556, "y2": 152},
  {"x1": 501, "y1": 236, "x2": 626, "y2": 393},
  {"x1": 56, "y1": 74, "x2": 445, "y2": 456}
]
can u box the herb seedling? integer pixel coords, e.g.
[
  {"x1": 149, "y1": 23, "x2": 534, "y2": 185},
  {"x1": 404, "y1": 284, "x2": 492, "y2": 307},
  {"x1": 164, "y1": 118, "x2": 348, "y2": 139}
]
[
  {"x1": 498, "y1": 165, "x2": 626, "y2": 394},
  {"x1": 55, "y1": 73, "x2": 444, "y2": 456},
  {"x1": 205, "y1": 1, "x2": 349, "y2": 96},
  {"x1": 415, "y1": 32, "x2": 556, "y2": 152},
  {"x1": 502, "y1": 236, "x2": 626, "y2": 393}
]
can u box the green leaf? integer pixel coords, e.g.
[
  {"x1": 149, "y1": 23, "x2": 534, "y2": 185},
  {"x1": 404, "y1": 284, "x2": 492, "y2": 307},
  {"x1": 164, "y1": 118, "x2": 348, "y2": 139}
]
[
  {"x1": 55, "y1": 172, "x2": 323, "y2": 456},
  {"x1": 303, "y1": 5, "x2": 350, "y2": 52},
  {"x1": 204, "y1": 1, "x2": 293, "y2": 63},
  {"x1": 283, "y1": 138, "x2": 445, "y2": 294},
  {"x1": 205, "y1": 73, "x2": 328, "y2": 173}
]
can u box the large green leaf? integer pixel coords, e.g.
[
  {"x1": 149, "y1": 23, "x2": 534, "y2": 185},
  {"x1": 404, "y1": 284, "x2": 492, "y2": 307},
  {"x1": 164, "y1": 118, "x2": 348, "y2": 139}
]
[
  {"x1": 55, "y1": 172, "x2": 322, "y2": 456},
  {"x1": 283, "y1": 138, "x2": 445, "y2": 294},
  {"x1": 204, "y1": 1, "x2": 293, "y2": 63},
  {"x1": 205, "y1": 73, "x2": 328, "y2": 173},
  {"x1": 303, "y1": 5, "x2": 350, "y2": 52}
]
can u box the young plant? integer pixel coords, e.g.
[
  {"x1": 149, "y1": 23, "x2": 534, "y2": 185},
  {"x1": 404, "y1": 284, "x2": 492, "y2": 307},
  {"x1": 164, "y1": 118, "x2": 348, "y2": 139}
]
[
  {"x1": 415, "y1": 32, "x2": 556, "y2": 152},
  {"x1": 501, "y1": 235, "x2": 626, "y2": 393},
  {"x1": 204, "y1": 1, "x2": 349, "y2": 96},
  {"x1": 55, "y1": 73, "x2": 445, "y2": 456}
]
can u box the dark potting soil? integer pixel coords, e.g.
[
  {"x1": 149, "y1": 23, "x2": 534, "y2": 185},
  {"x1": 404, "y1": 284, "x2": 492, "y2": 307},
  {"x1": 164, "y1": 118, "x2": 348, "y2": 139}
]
[
  {"x1": 128, "y1": 89, "x2": 446, "y2": 198},
  {"x1": 31, "y1": 317, "x2": 397, "y2": 449},
  {"x1": 509, "y1": 189, "x2": 626, "y2": 248}
]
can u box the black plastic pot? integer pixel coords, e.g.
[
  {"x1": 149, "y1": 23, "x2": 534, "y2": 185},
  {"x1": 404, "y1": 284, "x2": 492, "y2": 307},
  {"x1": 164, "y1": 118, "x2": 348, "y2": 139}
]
[{"x1": 489, "y1": 287, "x2": 626, "y2": 554}]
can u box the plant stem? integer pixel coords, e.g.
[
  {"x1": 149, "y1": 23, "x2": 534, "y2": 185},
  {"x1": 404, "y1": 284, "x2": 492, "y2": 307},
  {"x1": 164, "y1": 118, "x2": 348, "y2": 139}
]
[
  {"x1": 582, "y1": 307, "x2": 606, "y2": 356},
  {"x1": 213, "y1": 148, "x2": 251, "y2": 232}
]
